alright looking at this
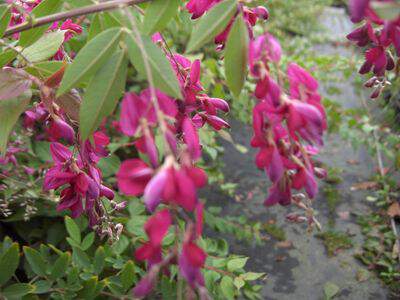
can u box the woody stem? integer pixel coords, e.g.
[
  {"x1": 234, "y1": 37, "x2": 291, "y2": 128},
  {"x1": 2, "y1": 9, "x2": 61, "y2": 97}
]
[{"x1": 4, "y1": 0, "x2": 151, "y2": 37}]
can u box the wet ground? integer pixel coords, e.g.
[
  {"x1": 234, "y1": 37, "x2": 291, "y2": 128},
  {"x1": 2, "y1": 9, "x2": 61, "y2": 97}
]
[{"x1": 202, "y1": 8, "x2": 391, "y2": 300}]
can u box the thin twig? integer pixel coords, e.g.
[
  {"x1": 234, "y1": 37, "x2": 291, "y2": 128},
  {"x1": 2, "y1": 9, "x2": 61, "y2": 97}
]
[
  {"x1": 4, "y1": 0, "x2": 150, "y2": 37},
  {"x1": 122, "y1": 7, "x2": 174, "y2": 156}
]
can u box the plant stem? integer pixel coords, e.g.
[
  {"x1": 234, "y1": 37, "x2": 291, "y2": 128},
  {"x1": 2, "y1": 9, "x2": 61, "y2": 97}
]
[{"x1": 4, "y1": 0, "x2": 150, "y2": 37}]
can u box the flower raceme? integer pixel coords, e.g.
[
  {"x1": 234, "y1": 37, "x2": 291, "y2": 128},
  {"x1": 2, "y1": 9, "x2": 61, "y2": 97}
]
[
  {"x1": 347, "y1": 0, "x2": 400, "y2": 98},
  {"x1": 248, "y1": 33, "x2": 327, "y2": 213}
]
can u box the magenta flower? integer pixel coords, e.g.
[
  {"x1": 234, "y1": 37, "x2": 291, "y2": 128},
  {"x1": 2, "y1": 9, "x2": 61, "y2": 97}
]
[
  {"x1": 182, "y1": 117, "x2": 202, "y2": 161},
  {"x1": 143, "y1": 168, "x2": 168, "y2": 212},
  {"x1": 349, "y1": 0, "x2": 370, "y2": 23},
  {"x1": 178, "y1": 230, "x2": 207, "y2": 289},
  {"x1": 50, "y1": 142, "x2": 72, "y2": 164},
  {"x1": 48, "y1": 117, "x2": 75, "y2": 144},
  {"x1": 117, "y1": 159, "x2": 153, "y2": 196},
  {"x1": 135, "y1": 209, "x2": 171, "y2": 266},
  {"x1": 287, "y1": 100, "x2": 324, "y2": 145},
  {"x1": 264, "y1": 181, "x2": 292, "y2": 207},
  {"x1": 292, "y1": 167, "x2": 318, "y2": 199},
  {"x1": 186, "y1": 0, "x2": 221, "y2": 19}
]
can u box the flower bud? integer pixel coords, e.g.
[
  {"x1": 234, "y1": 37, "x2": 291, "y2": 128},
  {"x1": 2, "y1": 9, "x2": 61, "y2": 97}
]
[{"x1": 254, "y1": 6, "x2": 269, "y2": 20}]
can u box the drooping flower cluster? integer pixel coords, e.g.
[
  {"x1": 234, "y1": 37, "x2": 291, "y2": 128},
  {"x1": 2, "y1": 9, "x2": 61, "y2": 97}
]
[
  {"x1": 115, "y1": 26, "x2": 235, "y2": 295},
  {"x1": 248, "y1": 33, "x2": 327, "y2": 212},
  {"x1": 43, "y1": 132, "x2": 121, "y2": 231},
  {"x1": 347, "y1": 0, "x2": 400, "y2": 98}
]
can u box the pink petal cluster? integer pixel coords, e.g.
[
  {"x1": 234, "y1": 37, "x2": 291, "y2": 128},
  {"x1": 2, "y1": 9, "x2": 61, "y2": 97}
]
[
  {"x1": 6, "y1": 0, "x2": 42, "y2": 38},
  {"x1": 249, "y1": 34, "x2": 327, "y2": 207},
  {"x1": 347, "y1": 0, "x2": 400, "y2": 98},
  {"x1": 117, "y1": 37, "x2": 229, "y2": 297},
  {"x1": 43, "y1": 132, "x2": 114, "y2": 227}
]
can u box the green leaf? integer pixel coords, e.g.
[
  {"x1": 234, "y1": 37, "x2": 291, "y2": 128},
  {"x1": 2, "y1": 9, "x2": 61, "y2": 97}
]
[
  {"x1": 57, "y1": 27, "x2": 123, "y2": 97},
  {"x1": 0, "y1": 90, "x2": 32, "y2": 155},
  {"x1": 120, "y1": 260, "x2": 136, "y2": 291},
  {"x1": 79, "y1": 50, "x2": 127, "y2": 140},
  {"x1": 224, "y1": 15, "x2": 248, "y2": 96},
  {"x1": 33, "y1": 280, "x2": 52, "y2": 294},
  {"x1": 78, "y1": 276, "x2": 98, "y2": 299},
  {"x1": 227, "y1": 257, "x2": 248, "y2": 272},
  {"x1": 143, "y1": 0, "x2": 180, "y2": 35},
  {"x1": 93, "y1": 247, "x2": 105, "y2": 275},
  {"x1": 241, "y1": 272, "x2": 265, "y2": 281},
  {"x1": 111, "y1": 235, "x2": 129, "y2": 255},
  {"x1": 0, "y1": 243, "x2": 20, "y2": 285},
  {"x1": 81, "y1": 232, "x2": 95, "y2": 251},
  {"x1": 19, "y1": 0, "x2": 63, "y2": 47},
  {"x1": 220, "y1": 276, "x2": 235, "y2": 300},
  {"x1": 125, "y1": 33, "x2": 182, "y2": 99},
  {"x1": 65, "y1": 216, "x2": 81, "y2": 243},
  {"x1": 186, "y1": 0, "x2": 237, "y2": 53},
  {"x1": 233, "y1": 277, "x2": 245, "y2": 290},
  {"x1": 0, "y1": 49, "x2": 17, "y2": 68},
  {"x1": 24, "y1": 61, "x2": 64, "y2": 78},
  {"x1": 0, "y1": 68, "x2": 32, "y2": 101},
  {"x1": 50, "y1": 252, "x2": 70, "y2": 280},
  {"x1": 98, "y1": 154, "x2": 121, "y2": 178},
  {"x1": 23, "y1": 247, "x2": 47, "y2": 277},
  {"x1": 21, "y1": 31, "x2": 65, "y2": 63},
  {"x1": 324, "y1": 282, "x2": 340, "y2": 300},
  {"x1": 72, "y1": 247, "x2": 91, "y2": 269},
  {"x1": 0, "y1": 4, "x2": 11, "y2": 38},
  {"x1": 88, "y1": 13, "x2": 103, "y2": 41},
  {"x1": 3, "y1": 283, "x2": 35, "y2": 299}
]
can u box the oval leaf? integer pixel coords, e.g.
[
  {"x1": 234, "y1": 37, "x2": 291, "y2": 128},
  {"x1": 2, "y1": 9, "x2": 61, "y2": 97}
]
[
  {"x1": 65, "y1": 216, "x2": 81, "y2": 243},
  {"x1": 3, "y1": 283, "x2": 35, "y2": 299},
  {"x1": 23, "y1": 247, "x2": 47, "y2": 277},
  {"x1": 143, "y1": 0, "x2": 180, "y2": 35},
  {"x1": 57, "y1": 27, "x2": 123, "y2": 97},
  {"x1": 224, "y1": 15, "x2": 249, "y2": 96},
  {"x1": 21, "y1": 31, "x2": 65, "y2": 63},
  {"x1": 186, "y1": 0, "x2": 237, "y2": 53},
  {"x1": 50, "y1": 252, "x2": 71, "y2": 280},
  {"x1": 125, "y1": 32, "x2": 182, "y2": 99},
  {"x1": 0, "y1": 4, "x2": 11, "y2": 38},
  {"x1": 0, "y1": 68, "x2": 32, "y2": 101},
  {"x1": 0, "y1": 243, "x2": 20, "y2": 285},
  {"x1": 80, "y1": 50, "x2": 127, "y2": 140},
  {"x1": 0, "y1": 90, "x2": 32, "y2": 155}
]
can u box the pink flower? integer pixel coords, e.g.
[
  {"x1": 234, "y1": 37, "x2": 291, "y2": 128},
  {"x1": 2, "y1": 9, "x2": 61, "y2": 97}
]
[
  {"x1": 292, "y1": 167, "x2": 318, "y2": 199},
  {"x1": 186, "y1": 0, "x2": 221, "y2": 19},
  {"x1": 117, "y1": 159, "x2": 153, "y2": 196},
  {"x1": 255, "y1": 145, "x2": 284, "y2": 182},
  {"x1": 163, "y1": 166, "x2": 207, "y2": 211},
  {"x1": 48, "y1": 117, "x2": 75, "y2": 144},
  {"x1": 144, "y1": 168, "x2": 168, "y2": 212},
  {"x1": 264, "y1": 180, "x2": 292, "y2": 207},
  {"x1": 179, "y1": 232, "x2": 207, "y2": 289},
  {"x1": 50, "y1": 142, "x2": 72, "y2": 164},
  {"x1": 182, "y1": 117, "x2": 202, "y2": 161},
  {"x1": 135, "y1": 209, "x2": 171, "y2": 266},
  {"x1": 60, "y1": 19, "x2": 82, "y2": 41},
  {"x1": 349, "y1": 0, "x2": 370, "y2": 23},
  {"x1": 287, "y1": 100, "x2": 324, "y2": 145}
]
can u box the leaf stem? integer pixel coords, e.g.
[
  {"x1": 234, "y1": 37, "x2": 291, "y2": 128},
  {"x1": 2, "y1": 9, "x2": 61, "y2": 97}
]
[{"x1": 4, "y1": 0, "x2": 151, "y2": 37}]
